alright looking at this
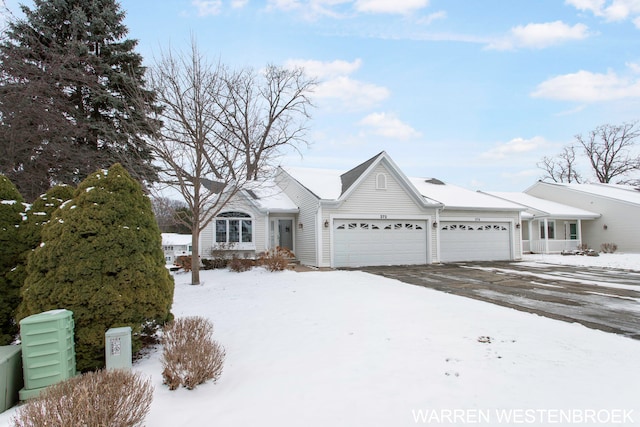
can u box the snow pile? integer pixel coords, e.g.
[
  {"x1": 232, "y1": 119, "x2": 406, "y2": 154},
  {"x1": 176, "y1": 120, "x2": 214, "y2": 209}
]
[
  {"x1": 523, "y1": 253, "x2": 640, "y2": 271},
  {"x1": 2, "y1": 266, "x2": 639, "y2": 426}
]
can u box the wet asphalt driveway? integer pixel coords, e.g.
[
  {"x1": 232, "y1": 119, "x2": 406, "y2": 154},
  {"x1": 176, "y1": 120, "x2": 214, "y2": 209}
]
[{"x1": 360, "y1": 261, "x2": 640, "y2": 340}]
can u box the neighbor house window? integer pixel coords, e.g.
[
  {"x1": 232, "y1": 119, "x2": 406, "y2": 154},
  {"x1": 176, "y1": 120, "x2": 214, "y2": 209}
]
[
  {"x1": 215, "y1": 211, "x2": 253, "y2": 243},
  {"x1": 540, "y1": 220, "x2": 555, "y2": 239}
]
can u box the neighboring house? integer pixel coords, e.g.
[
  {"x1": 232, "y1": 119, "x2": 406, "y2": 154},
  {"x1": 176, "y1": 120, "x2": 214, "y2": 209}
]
[
  {"x1": 200, "y1": 152, "x2": 525, "y2": 267},
  {"x1": 161, "y1": 233, "x2": 193, "y2": 264},
  {"x1": 483, "y1": 192, "x2": 600, "y2": 254},
  {"x1": 525, "y1": 181, "x2": 640, "y2": 253}
]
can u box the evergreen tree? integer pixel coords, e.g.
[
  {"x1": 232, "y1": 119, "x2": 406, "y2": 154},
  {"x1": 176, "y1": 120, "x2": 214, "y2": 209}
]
[
  {"x1": 0, "y1": 174, "x2": 28, "y2": 345},
  {"x1": 7, "y1": 185, "x2": 76, "y2": 337},
  {"x1": 19, "y1": 164, "x2": 174, "y2": 371},
  {"x1": 0, "y1": 0, "x2": 160, "y2": 201}
]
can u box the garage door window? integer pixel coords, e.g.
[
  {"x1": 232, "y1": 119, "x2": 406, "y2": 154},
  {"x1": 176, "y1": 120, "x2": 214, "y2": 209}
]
[{"x1": 442, "y1": 224, "x2": 507, "y2": 231}]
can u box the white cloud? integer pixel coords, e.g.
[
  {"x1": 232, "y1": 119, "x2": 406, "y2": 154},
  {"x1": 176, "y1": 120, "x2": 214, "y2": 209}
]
[
  {"x1": 354, "y1": 0, "x2": 429, "y2": 15},
  {"x1": 417, "y1": 10, "x2": 447, "y2": 25},
  {"x1": 285, "y1": 58, "x2": 390, "y2": 110},
  {"x1": 192, "y1": 0, "x2": 223, "y2": 16},
  {"x1": 531, "y1": 69, "x2": 640, "y2": 101},
  {"x1": 487, "y1": 21, "x2": 590, "y2": 50},
  {"x1": 566, "y1": 0, "x2": 640, "y2": 22},
  {"x1": 231, "y1": 0, "x2": 249, "y2": 8},
  {"x1": 285, "y1": 59, "x2": 363, "y2": 79},
  {"x1": 358, "y1": 112, "x2": 421, "y2": 140},
  {"x1": 481, "y1": 137, "x2": 550, "y2": 160}
]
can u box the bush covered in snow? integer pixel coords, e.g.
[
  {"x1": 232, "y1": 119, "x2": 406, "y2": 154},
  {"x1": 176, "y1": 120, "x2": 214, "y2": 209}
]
[
  {"x1": 18, "y1": 164, "x2": 174, "y2": 371},
  {"x1": 12, "y1": 369, "x2": 153, "y2": 427},
  {"x1": 0, "y1": 174, "x2": 29, "y2": 345},
  {"x1": 161, "y1": 316, "x2": 225, "y2": 390}
]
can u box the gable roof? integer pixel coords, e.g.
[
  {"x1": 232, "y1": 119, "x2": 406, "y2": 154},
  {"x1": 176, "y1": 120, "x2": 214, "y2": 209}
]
[
  {"x1": 410, "y1": 179, "x2": 524, "y2": 211},
  {"x1": 340, "y1": 152, "x2": 384, "y2": 195},
  {"x1": 484, "y1": 191, "x2": 600, "y2": 220},
  {"x1": 283, "y1": 151, "x2": 441, "y2": 208},
  {"x1": 526, "y1": 181, "x2": 640, "y2": 207},
  {"x1": 242, "y1": 181, "x2": 299, "y2": 213}
]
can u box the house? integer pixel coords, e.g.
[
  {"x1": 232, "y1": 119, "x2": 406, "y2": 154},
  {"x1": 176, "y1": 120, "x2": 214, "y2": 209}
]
[
  {"x1": 524, "y1": 181, "x2": 640, "y2": 253},
  {"x1": 482, "y1": 191, "x2": 600, "y2": 254},
  {"x1": 200, "y1": 152, "x2": 525, "y2": 267},
  {"x1": 161, "y1": 233, "x2": 193, "y2": 264}
]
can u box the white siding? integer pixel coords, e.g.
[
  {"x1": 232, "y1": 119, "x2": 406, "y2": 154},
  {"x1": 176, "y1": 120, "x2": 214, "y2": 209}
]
[
  {"x1": 276, "y1": 171, "x2": 319, "y2": 266},
  {"x1": 527, "y1": 184, "x2": 640, "y2": 252},
  {"x1": 199, "y1": 196, "x2": 267, "y2": 258},
  {"x1": 321, "y1": 163, "x2": 438, "y2": 267}
]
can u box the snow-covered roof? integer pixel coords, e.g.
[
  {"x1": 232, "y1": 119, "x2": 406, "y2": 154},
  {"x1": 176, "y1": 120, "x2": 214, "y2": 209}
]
[
  {"x1": 409, "y1": 178, "x2": 524, "y2": 211},
  {"x1": 244, "y1": 181, "x2": 299, "y2": 212},
  {"x1": 536, "y1": 182, "x2": 640, "y2": 206},
  {"x1": 485, "y1": 192, "x2": 600, "y2": 220},
  {"x1": 282, "y1": 167, "x2": 344, "y2": 199},
  {"x1": 162, "y1": 233, "x2": 192, "y2": 246}
]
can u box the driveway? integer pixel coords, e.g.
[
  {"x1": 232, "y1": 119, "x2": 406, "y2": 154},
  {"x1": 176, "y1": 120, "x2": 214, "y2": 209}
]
[{"x1": 360, "y1": 261, "x2": 640, "y2": 340}]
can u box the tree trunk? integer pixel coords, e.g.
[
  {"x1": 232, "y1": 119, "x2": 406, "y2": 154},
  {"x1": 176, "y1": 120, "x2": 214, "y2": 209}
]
[{"x1": 191, "y1": 228, "x2": 200, "y2": 286}]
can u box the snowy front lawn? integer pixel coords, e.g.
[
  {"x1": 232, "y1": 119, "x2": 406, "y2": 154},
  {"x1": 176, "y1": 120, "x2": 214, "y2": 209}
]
[{"x1": 2, "y1": 264, "x2": 639, "y2": 426}]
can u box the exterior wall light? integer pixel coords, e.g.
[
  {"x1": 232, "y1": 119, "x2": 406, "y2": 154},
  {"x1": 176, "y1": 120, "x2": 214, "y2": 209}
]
[
  {"x1": 324, "y1": 220, "x2": 329, "y2": 228},
  {"x1": 432, "y1": 222, "x2": 438, "y2": 228}
]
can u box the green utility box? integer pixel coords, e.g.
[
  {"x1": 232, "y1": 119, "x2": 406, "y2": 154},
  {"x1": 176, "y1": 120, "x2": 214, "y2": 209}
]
[
  {"x1": 0, "y1": 345, "x2": 23, "y2": 413},
  {"x1": 19, "y1": 309, "x2": 76, "y2": 400}
]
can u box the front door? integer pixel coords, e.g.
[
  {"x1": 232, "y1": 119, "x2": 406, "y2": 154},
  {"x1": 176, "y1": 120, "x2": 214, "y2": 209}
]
[{"x1": 278, "y1": 219, "x2": 294, "y2": 251}]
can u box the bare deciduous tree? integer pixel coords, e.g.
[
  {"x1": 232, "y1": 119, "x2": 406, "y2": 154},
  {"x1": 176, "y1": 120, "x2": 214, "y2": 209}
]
[
  {"x1": 537, "y1": 145, "x2": 582, "y2": 183},
  {"x1": 575, "y1": 121, "x2": 640, "y2": 183},
  {"x1": 218, "y1": 65, "x2": 316, "y2": 180},
  {"x1": 148, "y1": 41, "x2": 315, "y2": 285}
]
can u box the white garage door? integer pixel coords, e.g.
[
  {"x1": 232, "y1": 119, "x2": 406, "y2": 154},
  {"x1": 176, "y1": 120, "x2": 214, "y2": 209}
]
[
  {"x1": 333, "y1": 220, "x2": 428, "y2": 267},
  {"x1": 440, "y1": 222, "x2": 511, "y2": 262}
]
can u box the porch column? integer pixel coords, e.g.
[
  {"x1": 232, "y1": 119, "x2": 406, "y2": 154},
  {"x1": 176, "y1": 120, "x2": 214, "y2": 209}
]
[
  {"x1": 577, "y1": 219, "x2": 582, "y2": 247},
  {"x1": 527, "y1": 220, "x2": 533, "y2": 253},
  {"x1": 544, "y1": 218, "x2": 549, "y2": 254}
]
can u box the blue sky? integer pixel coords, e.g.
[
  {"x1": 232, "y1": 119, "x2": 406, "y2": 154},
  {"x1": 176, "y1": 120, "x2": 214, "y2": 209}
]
[{"x1": 6, "y1": 0, "x2": 640, "y2": 190}]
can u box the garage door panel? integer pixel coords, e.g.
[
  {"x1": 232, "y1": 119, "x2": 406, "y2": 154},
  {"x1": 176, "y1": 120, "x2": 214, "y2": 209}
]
[
  {"x1": 440, "y1": 222, "x2": 511, "y2": 262},
  {"x1": 334, "y1": 220, "x2": 427, "y2": 267}
]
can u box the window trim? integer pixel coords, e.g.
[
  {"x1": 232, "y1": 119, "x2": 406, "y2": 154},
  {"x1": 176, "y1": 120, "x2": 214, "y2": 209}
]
[
  {"x1": 375, "y1": 173, "x2": 387, "y2": 190},
  {"x1": 215, "y1": 211, "x2": 254, "y2": 248}
]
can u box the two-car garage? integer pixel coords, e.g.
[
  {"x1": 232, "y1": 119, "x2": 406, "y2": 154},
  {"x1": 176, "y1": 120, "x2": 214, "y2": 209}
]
[
  {"x1": 439, "y1": 221, "x2": 512, "y2": 262},
  {"x1": 332, "y1": 219, "x2": 514, "y2": 267},
  {"x1": 333, "y1": 219, "x2": 428, "y2": 267}
]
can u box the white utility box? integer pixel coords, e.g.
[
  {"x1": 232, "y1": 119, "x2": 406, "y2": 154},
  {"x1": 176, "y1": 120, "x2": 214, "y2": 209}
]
[{"x1": 105, "y1": 327, "x2": 132, "y2": 371}]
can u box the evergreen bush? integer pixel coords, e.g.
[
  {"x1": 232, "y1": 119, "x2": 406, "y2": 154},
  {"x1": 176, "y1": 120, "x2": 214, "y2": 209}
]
[
  {"x1": 19, "y1": 164, "x2": 174, "y2": 371},
  {"x1": 0, "y1": 175, "x2": 28, "y2": 345}
]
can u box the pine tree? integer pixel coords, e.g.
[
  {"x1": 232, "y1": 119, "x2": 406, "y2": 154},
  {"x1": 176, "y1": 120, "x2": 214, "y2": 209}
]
[
  {"x1": 0, "y1": 174, "x2": 28, "y2": 345},
  {"x1": 0, "y1": 0, "x2": 160, "y2": 201},
  {"x1": 20, "y1": 164, "x2": 174, "y2": 371}
]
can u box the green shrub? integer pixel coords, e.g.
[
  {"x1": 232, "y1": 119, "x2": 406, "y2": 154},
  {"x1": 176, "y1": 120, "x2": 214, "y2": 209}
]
[
  {"x1": 12, "y1": 369, "x2": 153, "y2": 427},
  {"x1": 161, "y1": 316, "x2": 225, "y2": 390},
  {"x1": 0, "y1": 175, "x2": 28, "y2": 345},
  {"x1": 19, "y1": 164, "x2": 174, "y2": 371}
]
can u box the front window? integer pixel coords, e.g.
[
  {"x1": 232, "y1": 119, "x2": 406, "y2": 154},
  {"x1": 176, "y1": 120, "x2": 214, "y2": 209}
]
[
  {"x1": 216, "y1": 212, "x2": 253, "y2": 244},
  {"x1": 540, "y1": 220, "x2": 555, "y2": 239}
]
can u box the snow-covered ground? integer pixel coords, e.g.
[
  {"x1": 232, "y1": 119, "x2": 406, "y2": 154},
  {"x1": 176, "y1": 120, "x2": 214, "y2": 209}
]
[
  {"x1": 2, "y1": 256, "x2": 640, "y2": 426},
  {"x1": 522, "y1": 252, "x2": 640, "y2": 271}
]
